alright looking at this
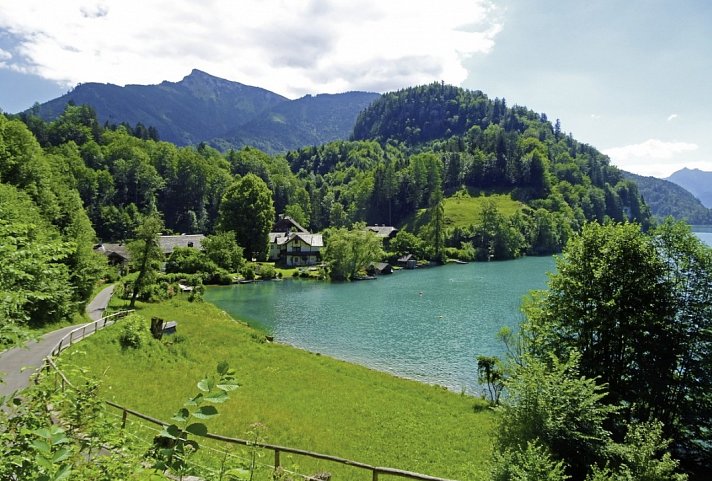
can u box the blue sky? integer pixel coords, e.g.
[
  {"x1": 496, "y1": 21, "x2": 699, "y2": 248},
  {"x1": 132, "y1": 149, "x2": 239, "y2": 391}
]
[{"x1": 0, "y1": 0, "x2": 709, "y2": 177}]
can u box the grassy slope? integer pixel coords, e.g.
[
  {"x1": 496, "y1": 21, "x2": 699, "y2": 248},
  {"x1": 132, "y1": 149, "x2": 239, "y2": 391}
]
[
  {"x1": 401, "y1": 193, "x2": 524, "y2": 232},
  {"x1": 65, "y1": 297, "x2": 495, "y2": 480}
]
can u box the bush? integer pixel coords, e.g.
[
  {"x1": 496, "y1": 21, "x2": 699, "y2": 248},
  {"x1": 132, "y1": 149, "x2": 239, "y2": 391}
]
[
  {"x1": 118, "y1": 314, "x2": 149, "y2": 349},
  {"x1": 257, "y1": 264, "x2": 276, "y2": 279},
  {"x1": 242, "y1": 263, "x2": 256, "y2": 280}
]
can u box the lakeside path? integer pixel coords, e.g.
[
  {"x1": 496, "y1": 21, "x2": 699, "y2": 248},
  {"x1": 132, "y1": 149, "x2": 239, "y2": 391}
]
[{"x1": 0, "y1": 285, "x2": 115, "y2": 398}]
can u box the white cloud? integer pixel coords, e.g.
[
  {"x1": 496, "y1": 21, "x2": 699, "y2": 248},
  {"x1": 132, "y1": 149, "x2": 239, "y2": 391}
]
[
  {"x1": 603, "y1": 139, "x2": 701, "y2": 177},
  {"x1": 0, "y1": 0, "x2": 501, "y2": 97},
  {"x1": 667, "y1": 113, "x2": 678, "y2": 121}
]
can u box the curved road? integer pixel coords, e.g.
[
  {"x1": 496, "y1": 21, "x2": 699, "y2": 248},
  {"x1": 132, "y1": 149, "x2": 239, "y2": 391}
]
[{"x1": 0, "y1": 285, "x2": 115, "y2": 398}]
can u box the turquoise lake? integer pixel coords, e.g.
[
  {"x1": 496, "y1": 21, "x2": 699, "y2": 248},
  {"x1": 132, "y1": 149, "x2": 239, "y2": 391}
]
[
  {"x1": 206, "y1": 228, "x2": 711, "y2": 394},
  {"x1": 206, "y1": 256, "x2": 555, "y2": 394}
]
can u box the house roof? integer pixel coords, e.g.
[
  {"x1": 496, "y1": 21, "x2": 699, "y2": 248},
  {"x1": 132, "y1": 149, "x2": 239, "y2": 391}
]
[
  {"x1": 292, "y1": 233, "x2": 323, "y2": 247},
  {"x1": 94, "y1": 243, "x2": 129, "y2": 260},
  {"x1": 270, "y1": 232, "x2": 323, "y2": 247},
  {"x1": 272, "y1": 215, "x2": 309, "y2": 234},
  {"x1": 158, "y1": 234, "x2": 204, "y2": 254},
  {"x1": 398, "y1": 254, "x2": 415, "y2": 262},
  {"x1": 366, "y1": 225, "x2": 398, "y2": 238}
]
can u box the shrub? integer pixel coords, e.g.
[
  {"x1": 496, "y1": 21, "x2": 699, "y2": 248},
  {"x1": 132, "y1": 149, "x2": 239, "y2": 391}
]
[
  {"x1": 242, "y1": 263, "x2": 256, "y2": 280},
  {"x1": 257, "y1": 264, "x2": 276, "y2": 279},
  {"x1": 118, "y1": 314, "x2": 149, "y2": 349}
]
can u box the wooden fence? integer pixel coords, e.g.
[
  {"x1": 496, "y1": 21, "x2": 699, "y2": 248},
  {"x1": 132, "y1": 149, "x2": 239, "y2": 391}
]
[
  {"x1": 39, "y1": 312, "x2": 459, "y2": 481},
  {"x1": 49, "y1": 309, "x2": 134, "y2": 357}
]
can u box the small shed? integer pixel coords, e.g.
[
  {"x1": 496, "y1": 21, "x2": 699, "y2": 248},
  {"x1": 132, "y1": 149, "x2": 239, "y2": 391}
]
[
  {"x1": 368, "y1": 262, "x2": 393, "y2": 275},
  {"x1": 397, "y1": 254, "x2": 417, "y2": 269}
]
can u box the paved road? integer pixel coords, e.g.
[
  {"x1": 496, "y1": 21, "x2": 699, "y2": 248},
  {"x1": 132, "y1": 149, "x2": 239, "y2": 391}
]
[{"x1": 0, "y1": 284, "x2": 115, "y2": 398}]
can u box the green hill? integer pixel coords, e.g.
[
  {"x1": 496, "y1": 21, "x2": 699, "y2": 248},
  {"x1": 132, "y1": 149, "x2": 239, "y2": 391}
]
[{"x1": 623, "y1": 171, "x2": 712, "y2": 223}]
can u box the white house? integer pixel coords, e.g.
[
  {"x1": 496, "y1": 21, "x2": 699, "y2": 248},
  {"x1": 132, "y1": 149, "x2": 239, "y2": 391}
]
[{"x1": 269, "y1": 232, "x2": 323, "y2": 267}]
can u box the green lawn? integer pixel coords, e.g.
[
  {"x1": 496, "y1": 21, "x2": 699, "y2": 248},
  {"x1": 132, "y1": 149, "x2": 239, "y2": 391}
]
[{"x1": 63, "y1": 297, "x2": 496, "y2": 481}]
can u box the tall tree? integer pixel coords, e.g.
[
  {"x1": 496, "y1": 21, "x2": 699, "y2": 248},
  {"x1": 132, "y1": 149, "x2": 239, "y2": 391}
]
[
  {"x1": 524, "y1": 221, "x2": 712, "y2": 472},
  {"x1": 127, "y1": 213, "x2": 163, "y2": 308},
  {"x1": 322, "y1": 225, "x2": 384, "y2": 281},
  {"x1": 217, "y1": 173, "x2": 275, "y2": 261}
]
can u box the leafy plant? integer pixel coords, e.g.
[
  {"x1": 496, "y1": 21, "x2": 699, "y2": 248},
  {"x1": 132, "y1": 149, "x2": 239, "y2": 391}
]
[
  {"x1": 31, "y1": 425, "x2": 74, "y2": 481},
  {"x1": 152, "y1": 361, "x2": 239, "y2": 479},
  {"x1": 118, "y1": 313, "x2": 149, "y2": 349}
]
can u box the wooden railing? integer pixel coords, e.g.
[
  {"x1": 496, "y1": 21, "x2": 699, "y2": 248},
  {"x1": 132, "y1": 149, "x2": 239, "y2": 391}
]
[
  {"x1": 49, "y1": 310, "x2": 134, "y2": 357},
  {"x1": 38, "y1": 311, "x2": 459, "y2": 481}
]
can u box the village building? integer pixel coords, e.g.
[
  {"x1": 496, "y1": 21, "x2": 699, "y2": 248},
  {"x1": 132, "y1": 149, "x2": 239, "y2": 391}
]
[
  {"x1": 268, "y1": 215, "x2": 323, "y2": 267},
  {"x1": 366, "y1": 225, "x2": 398, "y2": 240},
  {"x1": 95, "y1": 234, "x2": 205, "y2": 265}
]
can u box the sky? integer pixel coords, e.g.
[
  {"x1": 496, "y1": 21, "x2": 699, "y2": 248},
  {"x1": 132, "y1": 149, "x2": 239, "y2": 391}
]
[{"x1": 0, "y1": 0, "x2": 709, "y2": 178}]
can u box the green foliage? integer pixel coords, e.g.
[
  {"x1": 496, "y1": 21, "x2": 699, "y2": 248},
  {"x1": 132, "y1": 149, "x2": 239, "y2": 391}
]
[
  {"x1": 322, "y1": 225, "x2": 385, "y2": 280},
  {"x1": 0, "y1": 184, "x2": 75, "y2": 330},
  {"x1": 476, "y1": 355, "x2": 504, "y2": 405},
  {"x1": 584, "y1": 422, "x2": 686, "y2": 481},
  {"x1": 491, "y1": 441, "x2": 569, "y2": 481},
  {"x1": 118, "y1": 314, "x2": 149, "y2": 349},
  {"x1": 30, "y1": 425, "x2": 74, "y2": 481},
  {"x1": 201, "y1": 231, "x2": 245, "y2": 272},
  {"x1": 256, "y1": 263, "x2": 277, "y2": 279},
  {"x1": 165, "y1": 247, "x2": 219, "y2": 275},
  {"x1": 517, "y1": 220, "x2": 710, "y2": 476},
  {"x1": 152, "y1": 362, "x2": 239, "y2": 477},
  {"x1": 218, "y1": 173, "x2": 275, "y2": 261},
  {"x1": 495, "y1": 352, "x2": 615, "y2": 479},
  {"x1": 128, "y1": 213, "x2": 164, "y2": 307}
]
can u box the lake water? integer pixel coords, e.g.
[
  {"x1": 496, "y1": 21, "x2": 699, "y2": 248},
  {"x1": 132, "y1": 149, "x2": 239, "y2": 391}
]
[
  {"x1": 693, "y1": 225, "x2": 712, "y2": 247},
  {"x1": 206, "y1": 256, "x2": 555, "y2": 394}
]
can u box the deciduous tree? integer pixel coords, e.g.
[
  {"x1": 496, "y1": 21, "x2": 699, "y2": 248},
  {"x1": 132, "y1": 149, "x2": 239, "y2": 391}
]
[{"x1": 217, "y1": 174, "x2": 275, "y2": 261}]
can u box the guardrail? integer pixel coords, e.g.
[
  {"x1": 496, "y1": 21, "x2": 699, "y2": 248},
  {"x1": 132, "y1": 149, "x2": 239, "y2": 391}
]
[
  {"x1": 38, "y1": 311, "x2": 459, "y2": 481},
  {"x1": 48, "y1": 310, "x2": 134, "y2": 358}
]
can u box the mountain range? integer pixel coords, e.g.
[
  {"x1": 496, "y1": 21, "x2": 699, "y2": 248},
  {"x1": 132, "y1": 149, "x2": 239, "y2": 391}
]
[
  {"x1": 666, "y1": 168, "x2": 712, "y2": 209},
  {"x1": 27, "y1": 69, "x2": 379, "y2": 154}
]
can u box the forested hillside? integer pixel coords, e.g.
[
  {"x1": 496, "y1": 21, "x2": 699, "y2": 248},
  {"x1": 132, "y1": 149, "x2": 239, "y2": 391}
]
[
  {"x1": 624, "y1": 171, "x2": 712, "y2": 224},
  {"x1": 0, "y1": 114, "x2": 105, "y2": 347},
  {"x1": 209, "y1": 91, "x2": 380, "y2": 153},
  {"x1": 10, "y1": 82, "x2": 652, "y2": 266}
]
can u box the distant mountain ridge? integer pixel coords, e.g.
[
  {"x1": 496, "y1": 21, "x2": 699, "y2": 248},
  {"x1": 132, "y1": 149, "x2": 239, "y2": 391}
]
[
  {"x1": 26, "y1": 70, "x2": 379, "y2": 153},
  {"x1": 623, "y1": 171, "x2": 712, "y2": 224},
  {"x1": 666, "y1": 167, "x2": 712, "y2": 209}
]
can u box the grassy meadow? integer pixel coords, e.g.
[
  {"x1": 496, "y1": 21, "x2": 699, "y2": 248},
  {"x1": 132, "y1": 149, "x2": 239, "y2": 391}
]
[
  {"x1": 401, "y1": 192, "x2": 524, "y2": 233},
  {"x1": 63, "y1": 296, "x2": 496, "y2": 480}
]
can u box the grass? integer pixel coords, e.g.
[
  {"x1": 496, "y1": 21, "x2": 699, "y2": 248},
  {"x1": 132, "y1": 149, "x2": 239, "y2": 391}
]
[
  {"x1": 443, "y1": 193, "x2": 523, "y2": 228},
  {"x1": 63, "y1": 296, "x2": 496, "y2": 481},
  {"x1": 401, "y1": 192, "x2": 525, "y2": 233}
]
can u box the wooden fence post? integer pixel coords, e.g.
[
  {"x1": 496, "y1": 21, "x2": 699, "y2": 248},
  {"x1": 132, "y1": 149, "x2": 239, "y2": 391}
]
[
  {"x1": 121, "y1": 408, "x2": 128, "y2": 429},
  {"x1": 274, "y1": 449, "x2": 281, "y2": 470},
  {"x1": 372, "y1": 469, "x2": 379, "y2": 481}
]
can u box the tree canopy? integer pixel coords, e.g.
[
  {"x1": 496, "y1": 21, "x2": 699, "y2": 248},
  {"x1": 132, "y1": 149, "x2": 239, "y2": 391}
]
[{"x1": 217, "y1": 173, "x2": 275, "y2": 261}]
